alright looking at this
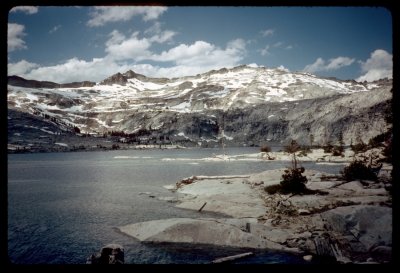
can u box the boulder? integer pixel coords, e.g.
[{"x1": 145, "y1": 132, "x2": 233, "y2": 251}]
[
  {"x1": 321, "y1": 205, "x2": 392, "y2": 251},
  {"x1": 119, "y1": 218, "x2": 299, "y2": 252},
  {"x1": 87, "y1": 244, "x2": 124, "y2": 264}
]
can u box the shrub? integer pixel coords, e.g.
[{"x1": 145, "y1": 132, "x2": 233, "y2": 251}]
[
  {"x1": 368, "y1": 133, "x2": 387, "y2": 148},
  {"x1": 298, "y1": 146, "x2": 311, "y2": 157},
  {"x1": 331, "y1": 145, "x2": 344, "y2": 156},
  {"x1": 383, "y1": 139, "x2": 392, "y2": 163},
  {"x1": 260, "y1": 145, "x2": 271, "y2": 153},
  {"x1": 351, "y1": 142, "x2": 368, "y2": 153},
  {"x1": 284, "y1": 140, "x2": 300, "y2": 154},
  {"x1": 323, "y1": 142, "x2": 334, "y2": 153},
  {"x1": 264, "y1": 184, "x2": 282, "y2": 194},
  {"x1": 280, "y1": 167, "x2": 308, "y2": 194},
  {"x1": 341, "y1": 160, "x2": 377, "y2": 181}
]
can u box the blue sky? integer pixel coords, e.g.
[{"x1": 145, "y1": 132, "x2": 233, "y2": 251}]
[{"x1": 8, "y1": 6, "x2": 392, "y2": 83}]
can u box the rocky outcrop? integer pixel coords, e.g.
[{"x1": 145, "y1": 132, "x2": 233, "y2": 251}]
[
  {"x1": 87, "y1": 244, "x2": 124, "y2": 264},
  {"x1": 124, "y1": 164, "x2": 391, "y2": 263},
  {"x1": 100, "y1": 72, "x2": 128, "y2": 85},
  {"x1": 119, "y1": 218, "x2": 300, "y2": 252},
  {"x1": 321, "y1": 205, "x2": 392, "y2": 252}
]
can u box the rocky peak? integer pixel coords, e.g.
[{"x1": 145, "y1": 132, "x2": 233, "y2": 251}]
[{"x1": 100, "y1": 72, "x2": 128, "y2": 86}]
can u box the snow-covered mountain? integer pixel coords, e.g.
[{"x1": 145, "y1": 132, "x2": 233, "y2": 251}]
[{"x1": 8, "y1": 65, "x2": 392, "y2": 146}]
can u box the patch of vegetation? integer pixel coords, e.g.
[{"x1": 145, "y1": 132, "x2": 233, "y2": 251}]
[
  {"x1": 368, "y1": 131, "x2": 390, "y2": 148},
  {"x1": 383, "y1": 138, "x2": 392, "y2": 163},
  {"x1": 351, "y1": 133, "x2": 368, "y2": 153},
  {"x1": 351, "y1": 141, "x2": 368, "y2": 153},
  {"x1": 323, "y1": 141, "x2": 334, "y2": 153},
  {"x1": 331, "y1": 145, "x2": 344, "y2": 157},
  {"x1": 341, "y1": 160, "x2": 378, "y2": 181},
  {"x1": 298, "y1": 146, "x2": 311, "y2": 157},
  {"x1": 260, "y1": 145, "x2": 271, "y2": 153},
  {"x1": 332, "y1": 131, "x2": 345, "y2": 156},
  {"x1": 280, "y1": 167, "x2": 308, "y2": 194},
  {"x1": 265, "y1": 184, "x2": 282, "y2": 194}
]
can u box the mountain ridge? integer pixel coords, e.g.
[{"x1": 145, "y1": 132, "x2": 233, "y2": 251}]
[{"x1": 7, "y1": 65, "x2": 392, "y2": 148}]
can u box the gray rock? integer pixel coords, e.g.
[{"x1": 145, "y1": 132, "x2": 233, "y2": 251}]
[
  {"x1": 371, "y1": 245, "x2": 392, "y2": 256},
  {"x1": 303, "y1": 255, "x2": 313, "y2": 262},
  {"x1": 119, "y1": 218, "x2": 300, "y2": 252},
  {"x1": 87, "y1": 244, "x2": 124, "y2": 264},
  {"x1": 298, "y1": 209, "x2": 311, "y2": 215},
  {"x1": 321, "y1": 205, "x2": 392, "y2": 251}
]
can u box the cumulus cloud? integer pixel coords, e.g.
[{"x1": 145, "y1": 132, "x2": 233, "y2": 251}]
[
  {"x1": 10, "y1": 6, "x2": 38, "y2": 14},
  {"x1": 303, "y1": 56, "x2": 355, "y2": 73},
  {"x1": 145, "y1": 22, "x2": 177, "y2": 43},
  {"x1": 260, "y1": 29, "x2": 274, "y2": 37},
  {"x1": 87, "y1": 6, "x2": 167, "y2": 27},
  {"x1": 150, "y1": 38, "x2": 247, "y2": 68},
  {"x1": 356, "y1": 49, "x2": 392, "y2": 82},
  {"x1": 277, "y1": 65, "x2": 289, "y2": 72},
  {"x1": 8, "y1": 59, "x2": 39, "y2": 75},
  {"x1": 325, "y1": 57, "x2": 355, "y2": 70},
  {"x1": 13, "y1": 57, "x2": 133, "y2": 83},
  {"x1": 8, "y1": 23, "x2": 27, "y2": 52},
  {"x1": 105, "y1": 30, "x2": 152, "y2": 60},
  {"x1": 9, "y1": 36, "x2": 247, "y2": 83},
  {"x1": 247, "y1": 63, "x2": 259, "y2": 68},
  {"x1": 9, "y1": 20, "x2": 247, "y2": 83}
]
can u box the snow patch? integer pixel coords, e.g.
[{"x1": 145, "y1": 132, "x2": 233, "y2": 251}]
[{"x1": 55, "y1": 142, "x2": 68, "y2": 147}]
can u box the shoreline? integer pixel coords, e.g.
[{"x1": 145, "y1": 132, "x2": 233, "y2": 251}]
[{"x1": 117, "y1": 148, "x2": 392, "y2": 264}]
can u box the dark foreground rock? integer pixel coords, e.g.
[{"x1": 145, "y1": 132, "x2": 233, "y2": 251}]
[{"x1": 87, "y1": 244, "x2": 124, "y2": 264}]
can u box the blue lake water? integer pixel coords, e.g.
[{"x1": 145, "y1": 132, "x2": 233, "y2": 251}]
[{"x1": 8, "y1": 148, "x2": 345, "y2": 264}]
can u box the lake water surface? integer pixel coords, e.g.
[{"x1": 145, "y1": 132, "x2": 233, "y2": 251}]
[{"x1": 8, "y1": 148, "x2": 345, "y2": 264}]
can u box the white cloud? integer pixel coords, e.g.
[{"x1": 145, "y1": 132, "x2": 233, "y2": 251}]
[
  {"x1": 49, "y1": 25, "x2": 61, "y2": 34},
  {"x1": 8, "y1": 59, "x2": 39, "y2": 75},
  {"x1": 150, "y1": 38, "x2": 246, "y2": 68},
  {"x1": 247, "y1": 63, "x2": 259, "y2": 68},
  {"x1": 9, "y1": 20, "x2": 247, "y2": 83},
  {"x1": 356, "y1": 49, "x2": 392, "y2": 82},
  {"x1": 259, "y1": 45, "x2": 270, "y2": 56},
  {"x1": 10, "y1": 6, "x2": 38, "y2": 14},
  {"x1": 10, "y1": 37, "x2": 247, "y2": 82},
  {"x1": 285, "y1": 45, "x2": 293, "y2": 50},
  {"x1": 87, "y1": 6, "x2": 167, "y2": 27},
  {"x1": 14, "y1": 57, "x2": 132, "y2": 83},
  {"x1": 325, "y1": 57, "x2": 355, "y2": 70},
  {"x1": 303, "y1": 58, "x2": 325, "y2": 73},
  {"x1": 152, "y1": 41, "x2": 215, "y2": 63},
  {"x1": 138, "y1": 38, "x2": 247, "y2": 76},
  {"x1": 8, "y1": 23, "x2": 27, "y2": 52},
  {"x1": 303, "y1": 56, "x2": 355, "y2": 73},
  {"x1": 260, "y1": 29, "x2": 274, "y2": 37},
  {"x1": 273, "y1": 41, "x2": 283, "y2": 48},
  {"x1": 105, "y1": 30, "x2": 152, "y2": 60},
  {"x1": 277, "y1": 65, "x2": 289, "y2": 72},
  {"x1": 145, "y1": 22, "x2": 177, "y2": 43}
]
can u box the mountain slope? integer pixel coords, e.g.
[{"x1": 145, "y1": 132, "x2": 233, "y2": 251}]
[{"x1": 7, "y1": 65, "x2": 392, "y2": 147}]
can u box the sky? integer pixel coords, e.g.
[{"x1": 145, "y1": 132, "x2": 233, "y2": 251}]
[{"x1": 7, "y1": 6, "x2": 393, "y2": 83}]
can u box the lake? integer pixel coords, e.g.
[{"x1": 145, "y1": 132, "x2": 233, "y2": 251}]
[{"x1": 8, "y1": 148, "x2": 345, "y2": 264}]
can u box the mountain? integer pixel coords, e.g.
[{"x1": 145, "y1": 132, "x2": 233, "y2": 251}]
[
  {"x1": 8, "y1": 75, "x2": 96, "y2": 88},
  {"x1": 7, "y1": 65, "x2": 392, "y2": 147}
]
